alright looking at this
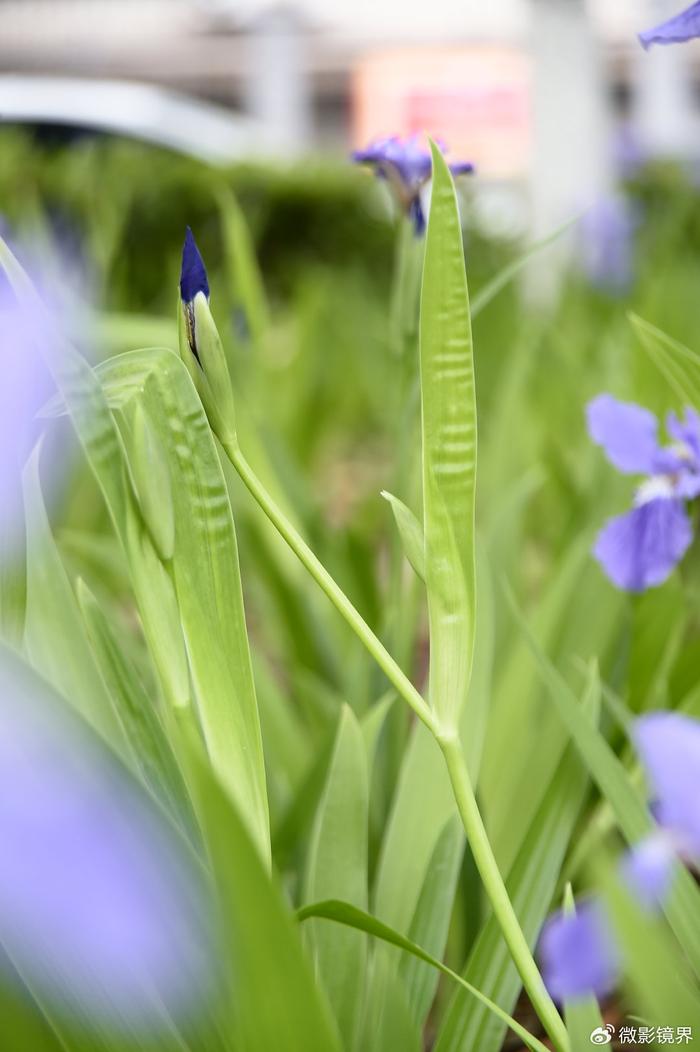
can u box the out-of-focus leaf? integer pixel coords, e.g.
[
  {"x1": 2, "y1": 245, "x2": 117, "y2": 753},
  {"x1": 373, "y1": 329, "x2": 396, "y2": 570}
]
[
  {"x1": 22, "y1": 446, "x2": 121, "y2": 747},
  {"x1": 603, "y1": 868, "x2": 700, "y2": 1029},
  {"x1": 179, "y1": 720, "x2": 343, "y2": 1052},
  {"x1": 304, "y1": 706, "x2": 368, "y2": 1049},
  {"x1": 420, "y1": 142, "x2": 476, "y2": 729},
  {"x1": 297, "y1": 900, "x2": 550, "y2": 1052},
  {"x1": 509, "y1": 588, "x2": 700, "y2": 978},
  {"x1": 76, "y1": 578, "x2": 191, "y2": 827},
  {"x1": 218, "y1": 185, "x2": 270, "y2": 351},
  {"x1": 399, "y1": 815, "x2": 464, "y2": 1027},
  {"x1": 631, "y1": 312, "x2": 700, "y2": 405}
]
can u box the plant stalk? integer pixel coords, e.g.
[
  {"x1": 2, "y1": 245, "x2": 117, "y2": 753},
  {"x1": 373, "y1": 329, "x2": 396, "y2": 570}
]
[
  {"x1": 439, "y1": 733, "x2": 569, "y2": 1052},
  {"x1": 224, "y1": 440, "x2": 568, "y2": 1051},
  {"x1": 224, "y1": 442, "x2": 434, "y2": 731}
]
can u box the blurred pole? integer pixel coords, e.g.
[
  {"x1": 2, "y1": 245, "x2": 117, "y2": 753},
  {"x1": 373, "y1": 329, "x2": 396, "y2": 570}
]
[
  {"x1": 633, "y1": 0, "x2": 697, "y2": 160},
  {"x1": 528, "y1": 0, "x2": 611, "y2": 304},
  {"x1": 244, "y1": 7, "x2": 312, "y2": 157}
]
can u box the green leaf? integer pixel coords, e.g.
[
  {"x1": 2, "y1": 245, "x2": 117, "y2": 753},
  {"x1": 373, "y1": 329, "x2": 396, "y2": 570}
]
[
  {"x1": 22, "y1": 446, "x2": 122, "y2": 747},
  {"x1": 601, "y1": 865, "x2": 700, "y2": 1030},
  {"x1": 97, "y1": 349, "x2": 271, "y2": 864},
  {"x1": 381, "y1": 491, "x2": 425, "y2": 581},
  {"x1": 178, "y1": 720, "x2": 343, "y2": 1052},
  {"x1": 76, "y1": 578, "x2": 191, "y2": 826},
  {"x1": 399, "y1": 815, "x2": 464, "y2": 1027},
  {"x1": 303, "y1": 706, "x2": 369, "y2": 1049},
  {"x1": 507, "y1": 585, "x2": 700, "y2": 978},
  {"x1": 218, "y1": 184, "x2": 270, "y2": 351},
  {"x1": 297, "y1": 900, "x2": 550, "y2": 1052},
  {"x1": 630, "y1": 312, "x2": 700, "y2": 405},
  {"x1": 420, "y1": 141, "x2": 477, "y2": 728}
]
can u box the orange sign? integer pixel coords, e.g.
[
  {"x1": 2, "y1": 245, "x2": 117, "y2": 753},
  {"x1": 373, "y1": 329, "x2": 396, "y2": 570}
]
[{"x1": 352, "y1": 46, "x2": 531, "y2": 180}]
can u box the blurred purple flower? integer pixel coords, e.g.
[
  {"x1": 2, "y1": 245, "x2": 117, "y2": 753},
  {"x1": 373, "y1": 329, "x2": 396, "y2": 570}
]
[
  {"x1": 624, "y1": 712, "x2": 700, "y2": 906},
  {"x1": 540, "y1": 899, "x2": 619, "y2": 1001},
  {"x1": 0, "y1": 651, "x2": 213, "y2": 1031},
  {"x1": 639, "y1": 1, "x2": 700, "y2": 48},
  {"x1": 587, "y1": 395, "x2": 700, "y2": 590},
  {"x1": 579, "y1": 196, "x2": 637, "y2": 294},
  {"x1": 351, "y1": 135, "x2": 474, "y2": 234}
]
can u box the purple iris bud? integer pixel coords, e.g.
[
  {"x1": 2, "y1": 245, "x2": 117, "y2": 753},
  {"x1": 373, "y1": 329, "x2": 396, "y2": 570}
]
[
  {"x1": 587, "y1": 394, "x2": 700, "y2": 591},
  {"x1": 634, "y1": 712, "x2": 700, "y2": 861},
  {"x1": 0, "y1": 653, "x2": 214, "y2": 1030},
  {"x1": 180, "y1": 226, "x2": 209, "y2": 303},
  {"x1": 351, "y1": 135, "x2": 474, "y2": 235},
  {"x1": 639, "y1": 1, "x2": 700, "y2": 48},
  {"x1": 540, "y1": 899, "x2": 620, "y2": 1001}
]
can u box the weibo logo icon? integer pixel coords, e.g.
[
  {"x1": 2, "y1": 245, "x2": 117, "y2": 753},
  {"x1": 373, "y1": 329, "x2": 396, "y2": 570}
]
[{"x1": 589, "y1": 1024, "x2": 615, "y2": 1045}]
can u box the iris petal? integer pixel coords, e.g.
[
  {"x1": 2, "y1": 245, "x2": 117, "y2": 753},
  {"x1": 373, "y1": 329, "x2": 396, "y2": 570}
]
[
  {"x1": 593, "y1": 498, "x2": 691, "y2": 592},
  {"x1": 587, "y1": 394, "x2": 661, "y2": 474},
  {"x1": 639, "y1": 1, "x2": 700, "y2": 49},
  {"x1": 540, "y1": 900, "x2": 619, "y2": 1001},
  {"x1": 634, "y1": 712, "x2": 700, "y2": 859}
]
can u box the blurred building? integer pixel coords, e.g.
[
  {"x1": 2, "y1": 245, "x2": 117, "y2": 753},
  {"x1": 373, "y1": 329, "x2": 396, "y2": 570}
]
[{"x1": 1, "y1": 0, "x2": 700, "y2": 246}]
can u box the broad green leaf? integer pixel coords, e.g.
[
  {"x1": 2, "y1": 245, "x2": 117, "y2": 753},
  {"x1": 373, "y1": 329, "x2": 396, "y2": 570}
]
[
  {"x1": 399, "y1": 815, "x2": 464, "y2": 1027},
  {"x1": 304, "y1": 706, "x2": 368, "y2": 1049},
  {"x1": 178, "y1": 720, "x2": 343, "y2": 1052},
  {"x1": 76, "y1": 578, "x2": 191, "y2": 827},
  {"x1": 434, "y1": 696, "x2": 594, "y2": 1052},
  {"x1": 97, "y1": 350, "x2": 271, "y2": 864},
  {"x1": 297, "y1": 901, "x2": 549, "y2": 1052},
  {"x1": 381, "y1": 491, "x2": 425, "y2": 580},
  {"x1": 420, "y1": 141, "x2": 476, "y2": 728},
  {"x1": 22, "y1": 446, "x2": 121, "y2": 747}
]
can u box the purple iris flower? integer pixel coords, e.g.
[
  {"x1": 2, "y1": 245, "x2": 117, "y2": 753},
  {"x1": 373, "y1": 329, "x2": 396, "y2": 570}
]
[
  {"x1": 624, "y1": 711, "x2": 700, "y2": 907},
  {"x1": 180, "y1": 226, "x2": 209, "y2": 303},
  {"x1": 587, "y1": 395, "x2": 700, "y2": 591},
  {"x1": 540, "y1": 899, "x2": 619, "y2": 1001},
  {"x1": 0, "y1": 652, "x2": 214, "y2": 1030},
  {"x1": 639, "y1": 1, "x2": 700, "y2": 48},
  {"x1": 351, "y1": 135, "x2": 474, "y2": 234}
]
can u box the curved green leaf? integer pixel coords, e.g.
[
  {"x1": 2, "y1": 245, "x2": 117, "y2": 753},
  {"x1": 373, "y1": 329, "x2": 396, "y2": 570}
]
[{"x1": 297, "y1": 900, "x2": 549, "y2": 1052}]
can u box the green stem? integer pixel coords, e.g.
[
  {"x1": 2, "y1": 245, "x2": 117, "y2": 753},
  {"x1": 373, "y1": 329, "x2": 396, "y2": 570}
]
[
  {"x1": 224, "y1": 442, "x2": 434, "y2": 732},
  {"x1": 439, "y1": 734, "x2": 569, "y2": 1052},
  {"x1": 224, "y1": 440, "x2": 568, "y2": 1051}
]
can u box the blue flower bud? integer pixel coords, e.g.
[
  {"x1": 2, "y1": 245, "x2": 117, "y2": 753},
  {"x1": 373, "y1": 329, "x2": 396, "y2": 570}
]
[{"x1": 180, "y1": 227, "x2": 209, "y2": 304}]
